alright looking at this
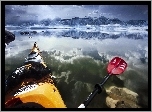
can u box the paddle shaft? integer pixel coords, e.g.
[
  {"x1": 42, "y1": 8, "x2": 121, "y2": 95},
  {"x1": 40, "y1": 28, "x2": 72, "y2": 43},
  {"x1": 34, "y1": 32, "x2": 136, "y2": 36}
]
[
  {"x1": 78, "y1": 57, "x2": 127, "y2": 108},
  {"x1": 78, "y1": 74, "x2": 111, "y2": 108}
]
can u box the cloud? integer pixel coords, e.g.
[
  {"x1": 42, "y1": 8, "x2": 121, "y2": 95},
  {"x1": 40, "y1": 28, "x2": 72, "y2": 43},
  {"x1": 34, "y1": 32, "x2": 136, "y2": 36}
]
[
  {"x1": 5, "y1": 5, "x2": 148, "y2": 25},
  {"x1": 5, "y1": 5, "x2": 94, "y2": 23},
  {"x1": 5, "y1": 32, "x2": 148, "y2": 64}
]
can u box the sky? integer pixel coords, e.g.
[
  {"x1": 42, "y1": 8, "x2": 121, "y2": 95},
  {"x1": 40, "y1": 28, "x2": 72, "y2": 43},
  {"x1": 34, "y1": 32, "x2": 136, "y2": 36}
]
[{"x1": 5, "y1": 5, "x2": 148, "y2": 24}]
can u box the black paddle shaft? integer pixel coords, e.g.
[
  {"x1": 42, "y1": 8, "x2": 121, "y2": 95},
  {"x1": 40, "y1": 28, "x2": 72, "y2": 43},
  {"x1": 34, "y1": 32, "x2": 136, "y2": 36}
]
[{"x1": 82, "y1": 74, "x2": 111, "y2": 108}]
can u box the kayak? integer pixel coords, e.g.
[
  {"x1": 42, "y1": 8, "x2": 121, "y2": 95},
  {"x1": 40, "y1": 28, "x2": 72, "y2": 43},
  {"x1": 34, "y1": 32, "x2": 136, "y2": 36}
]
[{"x1": 5, "y1": 42, "x2": 66, "y2": 108}]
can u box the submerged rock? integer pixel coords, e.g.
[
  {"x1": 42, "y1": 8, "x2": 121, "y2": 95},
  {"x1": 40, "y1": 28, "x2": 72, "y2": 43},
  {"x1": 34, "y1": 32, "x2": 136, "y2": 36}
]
[
  {"x1": 106, "y1": 86, "x2": 141, "y2": 108},
  {"x1": 106, "y1": 97, "x2": 119, "y2": 108}
]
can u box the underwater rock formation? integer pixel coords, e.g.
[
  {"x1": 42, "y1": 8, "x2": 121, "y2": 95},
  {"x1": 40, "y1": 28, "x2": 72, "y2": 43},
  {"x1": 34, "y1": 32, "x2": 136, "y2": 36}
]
[{"x1": 106, "y1": 86, "x2": 141, "y2": 108}]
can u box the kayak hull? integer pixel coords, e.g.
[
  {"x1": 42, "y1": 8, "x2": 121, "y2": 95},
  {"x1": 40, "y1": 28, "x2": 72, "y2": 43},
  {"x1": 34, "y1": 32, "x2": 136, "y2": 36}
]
[{"x1": 5, "y1": 75, "x2": 66, "y2": 108}]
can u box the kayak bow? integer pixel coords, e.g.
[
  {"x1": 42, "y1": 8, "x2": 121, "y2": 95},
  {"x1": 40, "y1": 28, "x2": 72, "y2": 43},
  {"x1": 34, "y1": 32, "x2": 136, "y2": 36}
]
[{"x1": 5, "y1": 42, "x2": 66, "y2": 108}]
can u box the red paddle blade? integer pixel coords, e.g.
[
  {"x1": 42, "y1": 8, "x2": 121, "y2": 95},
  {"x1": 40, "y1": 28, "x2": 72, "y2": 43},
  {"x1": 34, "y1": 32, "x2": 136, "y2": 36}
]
[{"x1": 107, "y1": 57, "x2": 127, "y2": 75}]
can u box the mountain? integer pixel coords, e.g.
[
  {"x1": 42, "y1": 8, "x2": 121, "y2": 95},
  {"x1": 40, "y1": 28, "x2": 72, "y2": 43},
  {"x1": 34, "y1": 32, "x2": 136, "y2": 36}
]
[
  {"x1": 5, "y1": 16, "x2": 147, "y2": 27},
  {"x1": 126, "y1": 20, "x2": 148, "y2": 26}
]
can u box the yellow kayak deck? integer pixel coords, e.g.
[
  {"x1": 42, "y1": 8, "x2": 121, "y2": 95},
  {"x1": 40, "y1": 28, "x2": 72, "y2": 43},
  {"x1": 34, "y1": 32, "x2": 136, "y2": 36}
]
[{"x1": 5, "y1": 75, "x2": 66, "y2": 108}]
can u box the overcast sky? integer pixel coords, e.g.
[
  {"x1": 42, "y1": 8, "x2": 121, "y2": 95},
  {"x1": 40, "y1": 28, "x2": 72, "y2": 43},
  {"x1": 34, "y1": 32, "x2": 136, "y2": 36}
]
[{"x1": 5, "y1": 5, "x2": 148, "y2": 24}]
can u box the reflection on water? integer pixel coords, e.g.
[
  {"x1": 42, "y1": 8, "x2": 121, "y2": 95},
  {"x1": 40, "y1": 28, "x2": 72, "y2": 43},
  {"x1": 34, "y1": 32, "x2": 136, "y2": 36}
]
[
  {"x1": 61, "y1": 30, "x2": 147, "y2": 40},
  {"x1": 5, "y1": 27, "x2": 148, "y2": 108},
  {"x1": 11, "y1": 28, "x2": 148, "y2": 40}
]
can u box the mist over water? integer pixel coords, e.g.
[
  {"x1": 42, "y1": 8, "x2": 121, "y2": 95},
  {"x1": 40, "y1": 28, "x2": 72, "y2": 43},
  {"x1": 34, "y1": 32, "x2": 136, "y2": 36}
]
[{"x1": 5, "y1": 28, "x2": 148, "y2": 108}]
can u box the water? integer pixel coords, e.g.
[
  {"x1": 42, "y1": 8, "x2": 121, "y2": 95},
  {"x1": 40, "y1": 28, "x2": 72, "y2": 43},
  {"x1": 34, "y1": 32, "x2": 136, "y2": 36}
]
[{"x1": 5, "y1": 27, "x2": 148, "y2": 108}]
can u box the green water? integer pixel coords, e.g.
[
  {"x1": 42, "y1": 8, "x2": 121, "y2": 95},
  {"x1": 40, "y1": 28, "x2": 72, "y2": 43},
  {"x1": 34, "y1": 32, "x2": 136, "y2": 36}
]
[{"x1": 5, "y1": 50, "x2": 148, "y2": 108}]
